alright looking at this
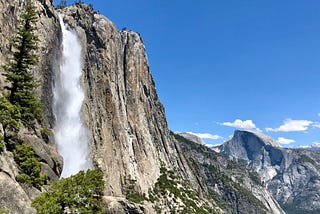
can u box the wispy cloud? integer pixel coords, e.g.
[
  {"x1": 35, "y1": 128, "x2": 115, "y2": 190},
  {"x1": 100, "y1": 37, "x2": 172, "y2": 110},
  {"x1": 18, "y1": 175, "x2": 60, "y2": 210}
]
[
  {"x1": 312, "y1": 142, "x2": 320, "y2": 147},
  {"x1": 277, "y1": 137, "x2": 295, "y2": 145},
  {"x1": 313, "y1": 122, "x2": 320, "y2": 128},
  {"x1": 297, "y1": 141, "x2": 320, "y2": 149},
  {"x1": 187, "y1": 132, "x2": 223, "y2": 140},
  {"x1": 266, "y1": 119, "x2": 313, "y2": 132},
  {"x1": 206, "y1": 143, "x2": 222, "y2": 148},
  {"x1": 220, "y1": 119, "x2": 259, "y2": 130}
]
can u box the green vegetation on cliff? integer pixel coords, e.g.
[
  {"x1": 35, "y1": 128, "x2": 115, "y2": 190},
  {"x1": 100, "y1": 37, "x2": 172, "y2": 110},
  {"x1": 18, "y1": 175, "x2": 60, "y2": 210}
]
[
  {"x1": 281, "y1": 203, "x2": 320, "y2": 214},
  {"x1": 13, "y1": 143, "x2": 48, "y2": 188},
  {"x1": 123, "y1": 177, "x2": 146, "y2": 203},
  {"x1": 32, "y1": 169, "x2": 105, "y2": 214},
  {"x1": 0, "y1": 96, "x2": 21, "y2": 134},
  {"x1": 148, "y1": 162, "x2": 219, "y2": 214},
  {"x1": 0, "y1": 0, "x2": 48, "y2": 189},
  {"x1": 172, "y1": 132, "x2": 268, "y2": 213},
  {"x1": 1, "y1": 0, "x2": 42, "y2": 131}
]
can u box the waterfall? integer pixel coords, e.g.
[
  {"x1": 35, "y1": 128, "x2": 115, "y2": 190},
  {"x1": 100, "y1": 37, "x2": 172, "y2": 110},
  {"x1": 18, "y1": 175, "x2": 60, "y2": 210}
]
[{"x1": 53, "y1": 16, "x2": 92, "y2": 178}]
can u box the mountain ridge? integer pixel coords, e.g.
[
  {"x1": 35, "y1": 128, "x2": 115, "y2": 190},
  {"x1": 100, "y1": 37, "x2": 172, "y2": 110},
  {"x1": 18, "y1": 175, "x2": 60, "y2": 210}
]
[{"x1": 217, "y1": 130, "x2": 320, "y2": 213}]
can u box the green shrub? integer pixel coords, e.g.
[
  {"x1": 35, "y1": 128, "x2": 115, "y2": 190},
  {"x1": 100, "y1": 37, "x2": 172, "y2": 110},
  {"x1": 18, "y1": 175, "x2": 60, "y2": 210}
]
[
  {"x1": 249, "y1": 171, "x2": 262, "y2": 186},
  {"x1": 0, "y1": 96, "x2": 21, "y2": 133},
  {"x1": 0, "y1": 143, "x2": 4, "y2": 152},
  {"x1": 0, "y1": 135, "x2": 4, "y2": 152},
  {"x1": 124, "y1": 177, "x2": 146, "y2": 203},
  {"x1": 13, "y1": 143, "x2": 47, "y2": 188},
  {"x1": 126, "y1": 192, "x2": 146, "y2": 203},
  {"x1": 149, "y1": 163, "x2": 211, "y2": 214},
  {"x1": 32, "y1": 169, "x2": 105, "y2": 214},
  {"x1": 15, "y1": 174, "x2": 31, "y2": 184}
]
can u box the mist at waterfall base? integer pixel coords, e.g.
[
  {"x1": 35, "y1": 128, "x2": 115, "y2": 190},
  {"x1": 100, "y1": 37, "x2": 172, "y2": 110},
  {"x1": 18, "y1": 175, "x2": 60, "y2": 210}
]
[{"x1": 53, "y1": 17, "x2": 92, "y2": 178}]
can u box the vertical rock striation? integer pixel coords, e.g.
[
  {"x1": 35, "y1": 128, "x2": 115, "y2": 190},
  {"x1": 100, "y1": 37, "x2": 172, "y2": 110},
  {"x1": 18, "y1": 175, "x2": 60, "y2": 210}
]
[{"x1": 59, "y1": 4, "x2": 194, "y2": 197}]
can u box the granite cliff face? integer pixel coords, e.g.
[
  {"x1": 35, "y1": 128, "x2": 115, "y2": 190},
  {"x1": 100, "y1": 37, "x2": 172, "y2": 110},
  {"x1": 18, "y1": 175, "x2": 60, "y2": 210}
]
[
  {"x1": 218, "y1": 130, "x2": 320, "y2": 213},
  {"x1": 59, "y1": 3, "x2": 195, "y2": 197},
  {"x1": 0, "y1": 1, "x2": 286, "y2": 213}
]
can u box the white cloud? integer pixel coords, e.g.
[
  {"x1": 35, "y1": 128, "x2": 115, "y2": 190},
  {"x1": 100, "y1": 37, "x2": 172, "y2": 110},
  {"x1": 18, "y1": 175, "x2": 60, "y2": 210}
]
[
  {"x1": 296, "y1": 145, "x2": 309, "y2": 149},
  {"x1": 187, "y1": 132, "x2": 223, "y2": 140},
  {"x1": 296, "y1": 141, "x2": 320, "y2": 149},
  {"x1": 312, "y1": 122, "x2": 320, "y2": 128},
  {"x1": 205, "y1": 143, "x2": 222, "y2": 148},
  {"x1": 311, "y1": 141, "x2": 320, "y2": 147},
  {"x1": 266, "y1": 119, "x2": 313, "y2": 132},
  {"x1": 277, "y1": 137, "x2": 295, "y2": 145},
  {"x1": 220, "y1": 119, "x2": 258, "y2": 130},
  {"x1": 318, "y1": 113, "x2": 320, "y2": 117}
]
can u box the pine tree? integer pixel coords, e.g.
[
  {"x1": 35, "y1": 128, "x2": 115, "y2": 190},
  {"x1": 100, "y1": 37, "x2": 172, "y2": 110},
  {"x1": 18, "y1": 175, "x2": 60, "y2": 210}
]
[{"x1": 2, "y1": 0, "x2": 42, "y2": 128}]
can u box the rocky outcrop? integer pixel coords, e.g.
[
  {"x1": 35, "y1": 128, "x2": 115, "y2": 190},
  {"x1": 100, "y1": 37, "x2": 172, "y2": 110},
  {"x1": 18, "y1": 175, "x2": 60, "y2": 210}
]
[
  {"x1": 218, "y1": 130, "x2": 320, "y2": 213},
  {"x1": 0, "y1": 170, "x2": 36, "y2": 214},
  {"x1": 103, "y1": 196, "x2": 150, "y2": 214}
]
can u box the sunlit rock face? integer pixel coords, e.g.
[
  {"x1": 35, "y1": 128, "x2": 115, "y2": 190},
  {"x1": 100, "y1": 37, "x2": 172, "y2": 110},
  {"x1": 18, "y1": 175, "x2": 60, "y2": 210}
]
[
  {"x1": 57, "y1": 4, "x2": 199, "y2": 198},
  {"x1": 218, "y1": 130, "x2": 320, "y2": 213}
]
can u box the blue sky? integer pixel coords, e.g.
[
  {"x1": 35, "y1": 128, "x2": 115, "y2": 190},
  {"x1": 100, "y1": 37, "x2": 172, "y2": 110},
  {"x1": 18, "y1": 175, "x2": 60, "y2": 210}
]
[{"x1": 60, "y1": 0, "x2": 320, "y2": 147}]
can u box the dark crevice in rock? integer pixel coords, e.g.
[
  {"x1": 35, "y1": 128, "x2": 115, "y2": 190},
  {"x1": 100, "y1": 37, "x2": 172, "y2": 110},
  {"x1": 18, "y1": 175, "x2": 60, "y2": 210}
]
[{"x1": 0, "y1": 169, "x2": 13, "y2": 179}]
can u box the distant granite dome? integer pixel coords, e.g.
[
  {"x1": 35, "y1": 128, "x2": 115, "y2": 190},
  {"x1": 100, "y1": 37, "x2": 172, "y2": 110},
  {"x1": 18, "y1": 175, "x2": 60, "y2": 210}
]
[
  {"x1": 218, "y1": 130, "x2": 282, "y2": 167},
  {"x1": 218, "y1": 130, "x2": 320, "y2": 213},
  {"x1": 241, "y1": 130, "x2": 280, "y2": 147}
]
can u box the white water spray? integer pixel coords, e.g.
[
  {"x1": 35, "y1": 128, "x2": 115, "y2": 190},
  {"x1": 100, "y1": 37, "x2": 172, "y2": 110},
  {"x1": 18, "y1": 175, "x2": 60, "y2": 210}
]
[{"x1": 53, "y1": 16, "x2": 92, "y2": 177}]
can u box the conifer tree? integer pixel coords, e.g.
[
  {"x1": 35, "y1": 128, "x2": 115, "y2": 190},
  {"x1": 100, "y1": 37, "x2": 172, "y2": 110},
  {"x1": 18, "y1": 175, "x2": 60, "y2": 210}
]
[
  {"x1": 2, "y1": 0, "x2": 42, "y2": 128},
  {"x1": 0, "y1": 96, "x2": 21, "y2": 133}
]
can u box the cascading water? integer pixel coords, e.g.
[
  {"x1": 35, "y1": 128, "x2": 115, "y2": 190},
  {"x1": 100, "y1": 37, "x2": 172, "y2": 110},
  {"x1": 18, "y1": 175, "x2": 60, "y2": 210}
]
[{"x1": 53, "y1": 16, "x2": 92, "y2": 178}]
